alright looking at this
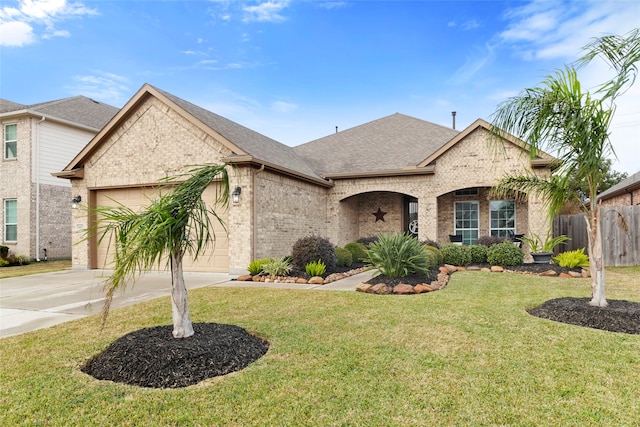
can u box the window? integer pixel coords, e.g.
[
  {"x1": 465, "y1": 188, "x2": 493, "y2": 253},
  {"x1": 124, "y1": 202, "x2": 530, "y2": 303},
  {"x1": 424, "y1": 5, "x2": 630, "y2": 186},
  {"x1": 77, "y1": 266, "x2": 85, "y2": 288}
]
[
  {"x1": 4, "y1": 199, "x2": 17, "y2": 242},
  {"x1": 4, "y1": 123, "x2": 17, "y2": 159},
  {"x1": 454, "y1": 201, "x2": 479, "y2": 245},
  {"x1": 455, "y1": 188, "x2": 478, "y2": 196},
  {"x1": 490, "y1": 200, "x2": 516, "y2": 238}
]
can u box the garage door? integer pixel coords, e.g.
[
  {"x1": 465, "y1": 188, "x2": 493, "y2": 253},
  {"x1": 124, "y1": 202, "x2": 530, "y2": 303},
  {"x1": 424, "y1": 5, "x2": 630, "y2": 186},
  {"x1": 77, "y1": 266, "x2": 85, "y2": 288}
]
[{"x1": 94, "y1": 185, "x2": 229, "y2": 272}]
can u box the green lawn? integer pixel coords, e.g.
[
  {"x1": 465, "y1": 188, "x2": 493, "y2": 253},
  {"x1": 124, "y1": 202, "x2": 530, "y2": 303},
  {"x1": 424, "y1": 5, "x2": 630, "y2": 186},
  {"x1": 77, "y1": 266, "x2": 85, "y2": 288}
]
[{"x1": 1, "y1": 268, "x2": 638, "y2": 426}]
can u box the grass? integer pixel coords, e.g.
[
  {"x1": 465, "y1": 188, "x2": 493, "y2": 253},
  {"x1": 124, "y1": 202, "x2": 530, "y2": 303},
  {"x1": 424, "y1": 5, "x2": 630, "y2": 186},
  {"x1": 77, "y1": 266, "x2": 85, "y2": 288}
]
[
  {"x1": 0, "y1": 259, "x2": 71, "y2": 278},
  {"x1": 1, "y1": 267, "x2": 638, "y2": 426}
]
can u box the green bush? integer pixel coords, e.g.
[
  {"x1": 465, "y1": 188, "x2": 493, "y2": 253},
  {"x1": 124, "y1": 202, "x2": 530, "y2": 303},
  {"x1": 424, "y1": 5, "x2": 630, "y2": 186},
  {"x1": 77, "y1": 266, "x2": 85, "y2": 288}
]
[
  {"x1": 291, "y1": 235, "x2": 337, "y2": 270},
  {"x1": 440, "y1": 243, "x2": 472, "y2": 267},
  {"x1": 553, "y1": 248, "x2": 589, "y2": 268},
  {"x1": 262, "y1": 257, "x2": 292, "y2": 277},
  {"x1": 335, "y1": 247, "x2": 353, "y2": 267},
  {"x1": 467, "y1": 245, "x2": 488, "y2": 264},
  {"x1": 0, "y1": 258, "x2": 8, "y2": 267},
  {"x1": 356, "y1": 236, "x2": 379, "y2": 247},
  {"x1": 487, "y1": 242, "x2": 524, "y2": 266},
  {"x1": 364, "y1": 233, "x2": 431, "y2": 278},
  {"x1": 247, "y1": 257, "x2": 270, "y2": 275},
  {"x1": 344, "y1": 242, "x2": 368, "y2": 262},
  {"x1": 305, "y1": 260, "x2": 327, "y2": 276},
  {"x1": 424, "y1": 245, "x2": 444, "y2": 266}
]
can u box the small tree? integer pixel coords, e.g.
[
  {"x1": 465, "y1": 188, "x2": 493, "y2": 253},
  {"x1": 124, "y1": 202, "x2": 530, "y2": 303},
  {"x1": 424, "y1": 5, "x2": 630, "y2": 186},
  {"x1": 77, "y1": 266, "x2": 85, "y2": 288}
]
[
  {"x1": 93, "y1": 164, "x2": 230, "y2": 338},
  {"x1": 490, "y1": 29, "x2": 639, "y2": 307}
]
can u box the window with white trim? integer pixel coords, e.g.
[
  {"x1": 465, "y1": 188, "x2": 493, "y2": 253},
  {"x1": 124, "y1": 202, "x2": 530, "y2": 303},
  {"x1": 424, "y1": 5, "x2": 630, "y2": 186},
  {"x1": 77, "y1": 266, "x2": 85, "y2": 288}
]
[
  {"x1": 4, "y1": 123, "x2": 17, "y2": 159},
  {"x1": 454, "y1": 201, "x2": 479, "y2": 245},
  {"x1": 490, "y1": 200, "x2": 516, "y2": 238},
  {"x1": 4, "y1": 199, "x2": 17, "y2": 242}
]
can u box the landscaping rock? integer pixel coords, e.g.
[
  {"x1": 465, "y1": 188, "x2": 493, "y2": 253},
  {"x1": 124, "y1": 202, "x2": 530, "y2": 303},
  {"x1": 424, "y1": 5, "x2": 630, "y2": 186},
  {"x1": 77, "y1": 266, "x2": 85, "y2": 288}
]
[
  {"x1": 582, "y1": 269, "x2": 591, "y2": 278},
  {"x1": 491, "y1": 266, "x2": 504, "y2": 273},
  {"x1": 559, "y1": 272, "x2": 572, "y2": 278},
  {"x1": 444, "y1": 264, "x2": 458, "y2": 273},
  {"x1": 568, "y1": 271, "x2": 582, "y2": 278},
  {"x1": 236, "y1": 274, "x2": 252, "y2": 282},
  {"x1": 252, "y1": 275, "x2": 263, "y2": 282},
  {"x1": 356, "y1": 283, "x2": 373, "y2": 293},
  {"x1": 296, "y1": 278, "x2": 308, "y2": 284},
  {"x1": 539, "y1": 269, "x2": 558, "y2": 277},
  {"x1": 414, "y1": 284, "x2": 435, "y2": 293},
  {"x1": 308, "y1": 276, "x2": 324, "y2": 285},
  {"x1": 370, "y1": 283, "x2": 392, "y2": 295},
  {"x1": 393, "y1": 284, "x2": 415, "y2": 295}
]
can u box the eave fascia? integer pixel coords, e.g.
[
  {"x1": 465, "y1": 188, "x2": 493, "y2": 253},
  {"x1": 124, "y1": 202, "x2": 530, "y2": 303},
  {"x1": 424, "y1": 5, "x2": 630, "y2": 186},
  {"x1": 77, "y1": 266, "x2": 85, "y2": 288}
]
[
  {"x1": 322, "y1": 165, "x2": 435, "y2": 180},
  {"x1": 51, "y1": 168, "x2": 84, "y2": 180},
  {"x1": 224, "y1": 155, "x2": 334, "y2": 188}
]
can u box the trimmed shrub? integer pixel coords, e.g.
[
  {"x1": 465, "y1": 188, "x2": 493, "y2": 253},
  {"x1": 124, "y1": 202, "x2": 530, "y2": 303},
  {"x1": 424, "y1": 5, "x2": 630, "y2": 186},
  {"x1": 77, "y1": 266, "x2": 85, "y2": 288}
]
[
  {"x1": 487, "y1": 242, "x2": 524, "y2": 266},
  {"x1": 344, "y1": 242, "x2": 368, "y2": 262},
  {"x1": 291, "y1": 235, "x2": 337, "y2": 270},
  {"x1": 335, "y1": 247, "x2": 353, "y2": 267},
  {"x1": 365, "y1": 233, "x2": 431, "y2": 278},
  {"x1": 420, "y1": 239, "x2": 440, "y2": 249},
  {"x1": 262, "y1": 257, "x2": 292, "y2": 277},
  {"x1": 356, "y1": 236, "x2": 379, "y2": 247},
  {"x1": 467, "y1": 245, "x2": 488, "y2": 264},
  {"x1": 424, "y1": 245, "x2": 444, "y2": 266},
  {"x1": 553, "y1": 248, "x2": 589, "y2": 268},
  {"x1": 476, "y1": 235, "x2": 508, "y2": 247},
  {"x1": 305, "y1": 260, "x2": 327, "y2": 276},
  {"x1": 440, "y1": 243, "x2": 472, "y2": 267}
]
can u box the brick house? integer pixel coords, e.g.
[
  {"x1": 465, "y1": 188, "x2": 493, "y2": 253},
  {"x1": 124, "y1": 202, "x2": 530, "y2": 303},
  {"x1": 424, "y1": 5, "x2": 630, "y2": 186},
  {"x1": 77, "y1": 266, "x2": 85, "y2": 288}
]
[
  {"x1": 1, "y1": 97, "x2": 118, "y2": 261},
  {"x1": 597, "y1": 171, "x2": 640, "y2": 207},
  {"x1": 56, "y1": 84, "x2": 554, "y2": 274}
]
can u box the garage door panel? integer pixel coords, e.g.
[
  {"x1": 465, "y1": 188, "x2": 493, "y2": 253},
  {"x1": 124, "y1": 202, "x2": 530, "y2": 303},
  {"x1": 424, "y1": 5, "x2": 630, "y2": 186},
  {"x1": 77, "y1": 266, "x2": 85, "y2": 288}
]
[{"x1": 94, "y1": 186, "x2": 229, "y2": 272}]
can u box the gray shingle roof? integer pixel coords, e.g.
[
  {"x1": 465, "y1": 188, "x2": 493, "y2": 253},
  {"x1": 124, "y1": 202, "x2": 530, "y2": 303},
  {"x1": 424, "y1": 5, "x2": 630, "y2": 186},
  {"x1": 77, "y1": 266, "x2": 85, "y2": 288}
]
[
  {"x1": 597, "y1": 170, "x2": 640, "y2": 200},
  {"x1": 0, "y1": 96, "x2": 118, "y2": 130},
  {"x1": 293, "y1": 113, "x2": 459, "y2": 176},
  {"x1": 152, "y1": 86, "x2": 323, "y2": 180}
]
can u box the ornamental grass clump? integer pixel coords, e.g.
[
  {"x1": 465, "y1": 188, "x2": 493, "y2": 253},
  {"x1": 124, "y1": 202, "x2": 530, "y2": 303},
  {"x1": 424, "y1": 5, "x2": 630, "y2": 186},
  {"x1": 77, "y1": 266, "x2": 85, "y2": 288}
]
[
  {"x1": 247, "y1": 257, "x2": 271, "y2": 275},
  {"x1": 305, "y1": 260, "x2": 327, "y2": 276},
  {"x1": 261, "y1": 257, "x2": 292, "y2": 278},
  {"x1": 553, "y1": 248, "x2": 590, "y2": 268},
  {"x1": 364, "y1": 233, "x2": 431, "y2": 278},
  {"x1": 335, "y1": 247, "x2": 353, "y2": 267},
  {"x1": 344, "y1": 242, "x2": 368, "y2": 262}
]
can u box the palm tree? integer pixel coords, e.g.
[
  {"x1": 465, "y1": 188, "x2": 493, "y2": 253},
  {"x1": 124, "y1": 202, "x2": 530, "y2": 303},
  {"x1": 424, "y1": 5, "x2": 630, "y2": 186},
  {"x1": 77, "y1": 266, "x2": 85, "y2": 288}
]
[
  {"x1": 490, "y1": 29, "x2": 639, "y2": 307},
  {"x1": 93, "y1": 164, "x2": 230, "y2": 337}
]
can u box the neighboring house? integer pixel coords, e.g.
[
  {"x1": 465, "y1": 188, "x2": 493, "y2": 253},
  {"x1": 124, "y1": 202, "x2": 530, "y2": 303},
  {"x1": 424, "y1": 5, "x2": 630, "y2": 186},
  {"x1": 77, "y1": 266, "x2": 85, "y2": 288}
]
[
  {"x1": 597, "y1": 171, "x2": 640, "y2": 207},
  {"x1": 56, "y1": 84, "x2": 554, "y2": 274},
  {"x1": 1, "y1": 97, "x2": 118, "y2": 261}
]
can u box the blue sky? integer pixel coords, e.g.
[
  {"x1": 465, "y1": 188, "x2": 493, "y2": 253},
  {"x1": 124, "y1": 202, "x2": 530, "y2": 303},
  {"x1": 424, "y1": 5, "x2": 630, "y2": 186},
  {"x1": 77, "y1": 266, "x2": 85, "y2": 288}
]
[{"x1": 1, "y1": 0, "x2": 638, "y2": 175}]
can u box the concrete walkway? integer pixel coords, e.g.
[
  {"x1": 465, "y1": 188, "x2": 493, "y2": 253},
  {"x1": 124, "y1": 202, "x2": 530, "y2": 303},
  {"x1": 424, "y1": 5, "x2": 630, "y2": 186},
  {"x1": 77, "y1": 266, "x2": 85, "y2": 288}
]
[{"x1": 0, "y1": 268, "x2": 375, "y2": 338}]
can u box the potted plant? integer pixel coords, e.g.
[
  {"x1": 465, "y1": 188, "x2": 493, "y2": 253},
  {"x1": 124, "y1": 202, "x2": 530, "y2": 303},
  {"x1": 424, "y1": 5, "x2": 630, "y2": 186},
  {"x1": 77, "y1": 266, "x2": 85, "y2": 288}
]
[{"x1": 519, "y1": 232, "x2": 570, "y2": 264}]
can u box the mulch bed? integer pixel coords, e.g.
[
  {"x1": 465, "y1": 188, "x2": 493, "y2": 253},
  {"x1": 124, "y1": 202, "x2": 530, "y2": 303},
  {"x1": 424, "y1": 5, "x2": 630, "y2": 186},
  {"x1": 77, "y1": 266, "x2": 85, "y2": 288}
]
[
  {"x1": 82, "y1": 323, "x2": 269, "y2": 389},
  {"x1": 528, "y1": 297, "x2": 640, "y2": 335}
]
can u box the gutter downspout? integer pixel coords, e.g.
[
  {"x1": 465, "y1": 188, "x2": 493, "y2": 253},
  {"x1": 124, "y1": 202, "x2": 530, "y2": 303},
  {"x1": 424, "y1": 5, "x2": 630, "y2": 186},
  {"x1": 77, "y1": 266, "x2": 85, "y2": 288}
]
[
  {"x1": 252, "y1": 164, "x2": 265, "y2": 260},
  {"x1": 35, "y1": 116, "x2": 45, "y2": 261}
]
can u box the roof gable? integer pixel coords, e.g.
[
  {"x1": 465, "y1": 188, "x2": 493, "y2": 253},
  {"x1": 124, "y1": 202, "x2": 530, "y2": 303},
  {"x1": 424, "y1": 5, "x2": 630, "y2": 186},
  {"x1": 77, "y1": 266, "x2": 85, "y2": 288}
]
[
  {"x1": 598, "y1": 170, "x2": 640, "y2": 201},
  {"x1": 60, "y1": 84, "x2": 325, "y2": 184}
]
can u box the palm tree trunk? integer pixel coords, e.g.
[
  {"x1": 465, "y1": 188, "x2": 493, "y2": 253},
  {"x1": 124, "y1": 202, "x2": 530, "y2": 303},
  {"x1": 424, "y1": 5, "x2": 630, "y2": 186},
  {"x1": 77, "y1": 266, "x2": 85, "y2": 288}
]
[
  {"x1": 586, "y1": 210, "x2": 607, "y2": 307},
  {"x1": 170, "y1": 251, "x2": 195, "y2": 338}
]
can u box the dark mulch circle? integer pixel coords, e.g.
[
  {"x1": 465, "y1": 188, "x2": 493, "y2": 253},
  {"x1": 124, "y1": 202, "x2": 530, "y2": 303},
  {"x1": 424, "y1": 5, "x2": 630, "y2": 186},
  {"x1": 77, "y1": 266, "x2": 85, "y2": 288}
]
[
  {"x1": 528, "y1": 297, "x2": 640, "y2": 334},
  {"x1": 82, "y1": 323, "x2": 269, "y2": 389}
]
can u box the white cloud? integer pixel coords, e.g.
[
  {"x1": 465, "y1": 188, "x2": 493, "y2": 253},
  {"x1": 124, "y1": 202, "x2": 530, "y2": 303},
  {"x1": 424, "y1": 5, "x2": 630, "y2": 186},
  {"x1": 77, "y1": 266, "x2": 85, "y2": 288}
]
[
  {"x1": 242, "y1": 1, "x2": 289, "y2": 23},
  {"x1": 450, "y1": 43, "x2": 496, "y2": 83},
  {"x1": 0, "y1": 0, "x2": 96, "y2": 46},
  {"x1": 461, "y1": 19, "x2": 480, "y2": 30},
  {"x1": 67, "y1": 72, "x2": 130, "y2": 106},
  {"x1": 0, "y1": 21, "x2": 34, "y2": 46}
]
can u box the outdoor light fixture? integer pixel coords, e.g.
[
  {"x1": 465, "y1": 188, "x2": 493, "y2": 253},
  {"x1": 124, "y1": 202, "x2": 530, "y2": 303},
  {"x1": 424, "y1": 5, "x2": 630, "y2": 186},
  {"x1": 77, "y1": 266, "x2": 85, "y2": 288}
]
[
  {"x1": 71, "y1": 195, "x2": 82, "y2": 209},
  {"x1": 232, "y1": 186, "x2": 242, "y2": 204}
]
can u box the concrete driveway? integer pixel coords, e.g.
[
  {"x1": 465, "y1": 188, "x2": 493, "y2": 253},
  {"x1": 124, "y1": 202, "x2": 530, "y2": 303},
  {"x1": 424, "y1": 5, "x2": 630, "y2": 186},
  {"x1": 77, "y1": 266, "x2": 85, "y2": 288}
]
[{"x1": 0, "y1": 269, "x2": 371, "y2": 338}]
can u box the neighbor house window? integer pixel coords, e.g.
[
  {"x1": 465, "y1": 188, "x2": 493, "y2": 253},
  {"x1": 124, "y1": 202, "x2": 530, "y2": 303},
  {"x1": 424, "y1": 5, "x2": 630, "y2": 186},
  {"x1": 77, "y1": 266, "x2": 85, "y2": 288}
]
[
  {"x1": 454, "y1": 201, "x2": 479, "y2": 245},
  {"x1": 4, "y1": 199, "x2": 17, "y2": 242},
  {"x1": 4, "y1": 123, "x2": 17, "y2": 159},
  {"x1": 490, "y1": 200, "x2": 516, "y2": 238}
]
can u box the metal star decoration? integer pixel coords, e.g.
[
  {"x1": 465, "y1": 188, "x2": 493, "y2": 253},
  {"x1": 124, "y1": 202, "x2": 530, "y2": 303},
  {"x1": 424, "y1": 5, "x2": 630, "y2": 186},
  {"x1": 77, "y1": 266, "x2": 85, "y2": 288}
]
[{"x1": 372, "y1": 207, "x2": 387, "y2": 222}]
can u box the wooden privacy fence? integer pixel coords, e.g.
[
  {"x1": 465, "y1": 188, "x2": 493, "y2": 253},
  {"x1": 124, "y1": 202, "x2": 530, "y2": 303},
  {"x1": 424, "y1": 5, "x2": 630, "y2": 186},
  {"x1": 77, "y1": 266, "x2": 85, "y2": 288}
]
[{"x1": 553, "y1": 205, "x2": 640, "y2": 266}]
